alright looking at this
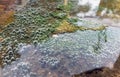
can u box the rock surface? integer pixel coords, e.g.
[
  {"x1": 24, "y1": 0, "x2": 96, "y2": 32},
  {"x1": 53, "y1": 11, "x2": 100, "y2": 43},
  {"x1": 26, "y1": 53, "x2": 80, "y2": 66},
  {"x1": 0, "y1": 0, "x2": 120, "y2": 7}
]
[{"x1": 2, "y1": 24, "x2": 120, "y2": 77}]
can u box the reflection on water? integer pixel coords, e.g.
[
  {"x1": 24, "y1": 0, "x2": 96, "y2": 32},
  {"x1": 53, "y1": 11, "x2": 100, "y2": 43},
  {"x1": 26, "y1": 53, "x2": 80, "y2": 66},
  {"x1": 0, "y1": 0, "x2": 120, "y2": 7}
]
[{"x1": 2, "y1": 25, "x2": 120, "y2": 77}]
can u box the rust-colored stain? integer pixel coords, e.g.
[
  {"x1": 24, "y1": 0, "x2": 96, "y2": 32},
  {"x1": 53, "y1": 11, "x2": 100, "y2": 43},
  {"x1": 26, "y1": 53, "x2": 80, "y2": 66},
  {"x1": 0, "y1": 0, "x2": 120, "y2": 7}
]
[
  {"x1": 0, "y1": 0, "x2": 15, "y2": 31},
  {"x1": 0, "y1": 37, "x2": 3, "y2": 42},
  {"x1": 0, "y1": 11, "x2": 15, "y2": 25}
]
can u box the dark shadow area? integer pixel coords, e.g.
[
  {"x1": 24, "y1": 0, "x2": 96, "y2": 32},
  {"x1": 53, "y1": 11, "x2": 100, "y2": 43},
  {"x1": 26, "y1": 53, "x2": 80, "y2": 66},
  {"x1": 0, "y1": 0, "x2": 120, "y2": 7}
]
[{"x1": 73, "y1": 55, "x2": 120, "y2": 77}]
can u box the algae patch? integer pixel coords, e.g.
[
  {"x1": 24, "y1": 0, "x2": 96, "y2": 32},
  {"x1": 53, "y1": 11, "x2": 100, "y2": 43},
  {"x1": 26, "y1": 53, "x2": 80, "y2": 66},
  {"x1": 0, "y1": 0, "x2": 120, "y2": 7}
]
[
  {"x1": 54, "y1": 20, "x2": 108, "y2": 34},
  {"x1": 54, "y1": 20, "x2": 79, "y2": 33}
]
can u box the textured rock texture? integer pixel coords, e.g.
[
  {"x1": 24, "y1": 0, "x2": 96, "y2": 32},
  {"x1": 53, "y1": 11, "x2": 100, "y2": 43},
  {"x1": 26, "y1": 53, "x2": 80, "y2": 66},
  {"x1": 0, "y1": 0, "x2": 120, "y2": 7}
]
[{"x1": 2, "y1": 25, "x2": 120, "y2": 77}]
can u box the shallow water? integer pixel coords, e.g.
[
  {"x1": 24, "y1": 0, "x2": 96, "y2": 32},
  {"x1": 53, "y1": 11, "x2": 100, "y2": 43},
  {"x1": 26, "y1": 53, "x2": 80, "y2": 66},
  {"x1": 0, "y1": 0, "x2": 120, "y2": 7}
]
[{"x1": 2, "y1": 24, "x2": 120, "y2": 77}]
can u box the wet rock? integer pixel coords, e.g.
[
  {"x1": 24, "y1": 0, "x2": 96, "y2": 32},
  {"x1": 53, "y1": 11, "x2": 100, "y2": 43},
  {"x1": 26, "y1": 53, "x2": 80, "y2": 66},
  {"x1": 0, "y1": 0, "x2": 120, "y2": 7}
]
[
  {"x1": 39, "y1": 56, "x2": 61, "y2": 70},
  {"x1": 2, "y1": 26, "x2": 120, "y2": 77}
]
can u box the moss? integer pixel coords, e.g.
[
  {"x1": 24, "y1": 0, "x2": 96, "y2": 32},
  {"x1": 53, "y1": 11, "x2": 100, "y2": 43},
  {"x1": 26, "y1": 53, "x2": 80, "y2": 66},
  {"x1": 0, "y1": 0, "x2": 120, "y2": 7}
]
[
  {"x1": 0, "y1": 1, "x2": 108, "y2": 67},
  {"x1": 88, "y1": 25, "x2": 107, "y2": 31},
  {"x1": 0, "y1": 7, "x2": 57, "y2": 67},
  {"x1": 54, "y1": 20, "x2": 107, "y2": 34},
  {"x1": 54, "y1": 20, "x2": 78, "y2": 33}
]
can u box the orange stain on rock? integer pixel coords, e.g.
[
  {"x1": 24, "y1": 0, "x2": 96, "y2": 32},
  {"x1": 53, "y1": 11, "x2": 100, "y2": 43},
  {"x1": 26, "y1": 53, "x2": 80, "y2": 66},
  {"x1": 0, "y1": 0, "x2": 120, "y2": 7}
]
[
  {"x1": 0, "y1": 0, "x2": 15, "y2": 29},
  {"x1": 0, "y1": 11, "x2": 15, "y2": 27}
]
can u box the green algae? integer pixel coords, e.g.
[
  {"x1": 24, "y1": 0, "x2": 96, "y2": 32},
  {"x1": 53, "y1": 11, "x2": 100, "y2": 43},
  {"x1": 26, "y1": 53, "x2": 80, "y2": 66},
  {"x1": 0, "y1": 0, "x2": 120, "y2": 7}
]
[
  {"x1": 0, "y1": 2, "x2": 108, "y2": 67},
  {"x1": 0, "y1": 7, "x2": 59, "y2": 67}
]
